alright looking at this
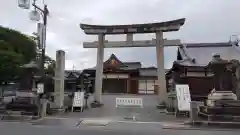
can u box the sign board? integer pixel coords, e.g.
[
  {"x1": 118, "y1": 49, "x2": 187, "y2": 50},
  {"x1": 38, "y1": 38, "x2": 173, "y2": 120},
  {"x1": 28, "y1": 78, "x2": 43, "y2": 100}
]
[
  {"x1": 175, "y1": 84, "x2": 191, "y2": 111},
  {"x1": 37, "y1": 83, "x2": 44, "y2": 94},
  {"x1": 37, "y1": 23, "x2": 46, "y2": 49},
  {"x1": 72, "y1": 92, "x2": 84, "y2": 108},
  {"x1": 103, "y1": 74, "x2": 129, "y2": 79}
]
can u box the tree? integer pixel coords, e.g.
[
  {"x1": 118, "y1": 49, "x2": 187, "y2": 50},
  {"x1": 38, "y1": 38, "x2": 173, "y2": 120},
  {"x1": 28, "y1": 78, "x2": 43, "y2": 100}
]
[
  {"x1": 0, "y1": 26, "x2": 37, "y2": 84},
  {"x1": 0, "y1": 26, "x2": 36, "y2": 63},
  {"x1": 44, "y1": 55, "x2": 55, "y2": 76}
]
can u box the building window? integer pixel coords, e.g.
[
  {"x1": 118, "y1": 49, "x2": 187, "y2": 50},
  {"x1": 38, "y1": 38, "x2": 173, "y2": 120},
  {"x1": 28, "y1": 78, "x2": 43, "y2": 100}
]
[{"x1": 138, "y1": 79, "x2": 156, "y2": 94}]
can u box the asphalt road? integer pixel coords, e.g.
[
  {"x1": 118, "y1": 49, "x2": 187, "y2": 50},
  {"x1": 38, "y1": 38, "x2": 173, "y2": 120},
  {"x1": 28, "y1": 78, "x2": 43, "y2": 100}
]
[
  {"x1": 1, "y1": 94, "x2": 239, "y2": 135},
  {"x1": 0, "y1": 119, "x2": 239, "y2": 135}
]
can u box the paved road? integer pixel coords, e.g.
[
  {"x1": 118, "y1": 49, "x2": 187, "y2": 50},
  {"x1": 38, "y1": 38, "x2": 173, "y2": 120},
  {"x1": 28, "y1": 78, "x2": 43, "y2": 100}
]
[
  {"x1": 1, "y1": 94, "x2": 238, "y2": 135},
  {"x1": 0, "y1": 119, "x2": 239, "y2": 135}
]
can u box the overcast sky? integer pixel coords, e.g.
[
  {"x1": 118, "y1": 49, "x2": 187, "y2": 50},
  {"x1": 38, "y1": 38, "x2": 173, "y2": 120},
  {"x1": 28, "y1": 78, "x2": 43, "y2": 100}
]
[{"x1": 1, "y1": 0, "x2": 240, "y2": 70}]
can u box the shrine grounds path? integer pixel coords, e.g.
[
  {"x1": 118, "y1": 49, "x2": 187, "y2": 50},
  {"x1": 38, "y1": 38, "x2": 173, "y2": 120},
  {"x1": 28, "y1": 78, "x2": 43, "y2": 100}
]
[{"x1": 56, "y1": 94, "x2": 186, "y2": 122}]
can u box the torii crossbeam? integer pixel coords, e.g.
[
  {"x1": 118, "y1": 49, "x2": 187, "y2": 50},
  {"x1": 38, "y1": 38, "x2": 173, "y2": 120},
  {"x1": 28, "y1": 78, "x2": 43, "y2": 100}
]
[{"x1": 80, "y1": 18, "x2": 185, "y2": 107}]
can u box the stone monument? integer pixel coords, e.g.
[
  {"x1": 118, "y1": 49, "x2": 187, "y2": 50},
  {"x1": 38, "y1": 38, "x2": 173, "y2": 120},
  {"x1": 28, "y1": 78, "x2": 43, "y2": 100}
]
[
  {"x1": 54, "y1": 50, "x2": 65, "y2": 109},
  {"x1": 198, "y1": 54, "x2": 240, "y2": 122},
  {"x1": 206, "y1": 54, "x2": 237, "y2": 107}
]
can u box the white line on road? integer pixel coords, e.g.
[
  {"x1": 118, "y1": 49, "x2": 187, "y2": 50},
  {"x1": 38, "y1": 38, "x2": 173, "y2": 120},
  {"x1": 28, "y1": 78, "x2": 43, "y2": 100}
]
[{"x1": 43, "y1": 116, "x2": 184, "y2": 125}]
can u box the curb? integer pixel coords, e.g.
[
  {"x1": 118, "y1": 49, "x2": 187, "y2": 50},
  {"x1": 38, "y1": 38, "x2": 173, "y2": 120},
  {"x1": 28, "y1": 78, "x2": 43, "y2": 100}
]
[
  {"x1": 162, "y1": 125, "x2": 240, "y2": 131},
  {"x1": 163, "y1": 122, "x2": 240, "y2": 131}
]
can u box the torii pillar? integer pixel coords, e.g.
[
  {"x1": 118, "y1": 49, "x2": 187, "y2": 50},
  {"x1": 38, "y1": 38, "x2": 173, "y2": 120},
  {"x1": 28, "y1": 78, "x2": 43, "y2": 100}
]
[{"x1": 80, "y1": 18, "x2": 185, "y2": 107}]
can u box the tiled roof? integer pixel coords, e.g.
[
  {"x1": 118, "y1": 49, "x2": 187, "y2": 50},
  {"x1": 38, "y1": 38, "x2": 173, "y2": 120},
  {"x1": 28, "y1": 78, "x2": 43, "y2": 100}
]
[
  {"x1": 139, "y1": 67, "x2": 169, "y2": 76},
  {"x1": 104, "y1": 54, "x2": 127, "y2": 68},
  {"x1": 85, "y1": 54, "x2": 142, "y2": 70},
  {"x1": 80, "y1": 18, "x2": 185, "y2": 34},
  {"x1": 176, "y1": 42, "x2": 240, "y2": 66},
  {"x1": 121, "y1": 62, "x2": 141, "y2": 70},
  {"x1": 64, "y1": 70, "x2": 82, "y2": 79}
]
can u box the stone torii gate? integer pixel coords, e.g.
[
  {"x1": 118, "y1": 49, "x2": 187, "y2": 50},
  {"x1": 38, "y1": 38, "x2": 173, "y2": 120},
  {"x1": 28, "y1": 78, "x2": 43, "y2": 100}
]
[{"x1": 80, "y1": 18, "x2": 185, "y2": 106}]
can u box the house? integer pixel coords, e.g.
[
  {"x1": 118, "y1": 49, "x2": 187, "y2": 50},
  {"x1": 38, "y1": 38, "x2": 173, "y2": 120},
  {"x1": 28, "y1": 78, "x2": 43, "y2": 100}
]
[
  {"x1": 82, "y1": 54, "x2": 168, "y2": 94},
  {"x1": 64, "y1": 70, "x2": 82, "y2": 92},
  {"x1": 166, "y1": 42, "x2": 240, "y2": 101}
]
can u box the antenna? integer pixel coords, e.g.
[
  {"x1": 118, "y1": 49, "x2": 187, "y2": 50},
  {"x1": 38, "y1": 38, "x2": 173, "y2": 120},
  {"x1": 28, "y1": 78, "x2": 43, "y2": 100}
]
[
  {"x1": 72, "y1": 64, "x2": 75, "y2": 71},
  {"x1": 230, "y1": 35, "x2": 239, "y2": 46}
]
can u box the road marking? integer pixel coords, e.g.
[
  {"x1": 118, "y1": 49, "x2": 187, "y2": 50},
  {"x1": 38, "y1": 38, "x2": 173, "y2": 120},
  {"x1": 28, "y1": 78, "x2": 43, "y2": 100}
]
[
  {"x1": 43, "y1": 116, "x2": 186, "y2": 126},
  {"x1": 44, "y1": 116, "x2": 115, "y2": 121},
  {"x1": 44, "y1": 117, "x2": 72, "y2": 120},
  {"x1": 116, "y1": 120, "x2": 184, "y2": 125},
  {"x1": 80, "y1": 119, "x2": 111, "y2": 126}
]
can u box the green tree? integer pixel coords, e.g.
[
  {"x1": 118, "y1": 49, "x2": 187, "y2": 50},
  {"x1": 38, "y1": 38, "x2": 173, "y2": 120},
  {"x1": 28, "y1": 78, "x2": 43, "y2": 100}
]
[
  {"x1": 44, "y1": 55, "x2": 55, "y2": 76},
  {"x1": 0, "y1": 26, "x2": 36, "y2": 63},
  {"x1": 0, "y1": 26, "x2": 37, "y2": 84}
]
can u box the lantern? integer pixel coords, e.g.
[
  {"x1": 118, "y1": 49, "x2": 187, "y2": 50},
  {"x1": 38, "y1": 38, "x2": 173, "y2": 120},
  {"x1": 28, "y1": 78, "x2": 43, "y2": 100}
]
[
  {"x1": 18, "y1": 0, "x2": 30, "y2": 9},
  {"x1": 29, "y1": 10, "x2": 40, "y2": 21}
]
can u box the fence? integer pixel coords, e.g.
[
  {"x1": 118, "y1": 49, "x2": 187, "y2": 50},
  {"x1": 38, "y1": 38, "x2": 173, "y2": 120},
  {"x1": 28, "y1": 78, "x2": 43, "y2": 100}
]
[
  {"x1": 115, "y1": 97, "x2": 143, "y2": 121},
  {"x1": 116, "y1": 98, "x2": 143, "y2": 108}
]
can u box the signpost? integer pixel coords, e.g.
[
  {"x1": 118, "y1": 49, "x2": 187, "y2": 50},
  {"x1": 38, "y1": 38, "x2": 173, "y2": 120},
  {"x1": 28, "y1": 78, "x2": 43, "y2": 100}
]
[
  {"x1": 37, "y1": 83, "x2": 44, "y2": 94},
  {"x1": 72, "y1": 91, "x2": 84, "y2": 112},
  {"x1": 175, "y1": 84, "x2": 191, "y2": 111}
]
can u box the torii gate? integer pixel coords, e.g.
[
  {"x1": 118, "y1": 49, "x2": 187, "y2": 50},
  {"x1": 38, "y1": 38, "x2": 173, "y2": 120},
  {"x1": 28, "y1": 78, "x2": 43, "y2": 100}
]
[{"x1": 80, "y1": 18, "x2": 185, "y2": 107}]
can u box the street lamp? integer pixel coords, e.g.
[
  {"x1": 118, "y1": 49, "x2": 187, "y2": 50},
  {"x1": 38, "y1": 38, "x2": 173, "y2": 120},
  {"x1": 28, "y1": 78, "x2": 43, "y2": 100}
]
[
  {"x1": 29, "y1": 10, "x2": 41, "y2": 21},
  {"x1": 18, "y1": 0, "x2": 49, "y2": 91},
  {"x1": 18, "y1": 0, "x2": 30, "y2": 9}
]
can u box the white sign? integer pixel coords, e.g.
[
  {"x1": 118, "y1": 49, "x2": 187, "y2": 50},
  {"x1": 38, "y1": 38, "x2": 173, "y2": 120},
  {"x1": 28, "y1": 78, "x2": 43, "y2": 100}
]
[
  {"x1": 72, "y1": 92, "x2": 84, "y2": 108},
  {"x1": 37, "y1": 84, "x2": 44, "y2": 94},
  {"x1": 175, "y1": 84, "x2": 191, "y2": 111},
  {"x1": 116, "y1": 98, "x2": 143, "y2": 108}
]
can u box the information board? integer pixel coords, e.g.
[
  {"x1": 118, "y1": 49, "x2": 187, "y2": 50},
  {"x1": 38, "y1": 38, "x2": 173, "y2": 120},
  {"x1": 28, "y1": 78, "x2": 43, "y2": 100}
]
[
  {"x1": 175, "y1": 84, "x2": 191, "y2": 111},
  {"x1": 72, "y1": 91, "x2": 84, "y2": 108},
  {"x1": 37, "y1": 83, "x2": 44, "y2": 94}
]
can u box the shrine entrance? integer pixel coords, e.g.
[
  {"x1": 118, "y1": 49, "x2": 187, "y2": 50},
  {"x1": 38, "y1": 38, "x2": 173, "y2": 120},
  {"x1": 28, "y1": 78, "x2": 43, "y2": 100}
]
[
  {"x1": 80, "y1": 18, "x2": 186, "y2": 106},
  {"x1": 103, "y1": 79, "x2": 127, "y2": 93}
]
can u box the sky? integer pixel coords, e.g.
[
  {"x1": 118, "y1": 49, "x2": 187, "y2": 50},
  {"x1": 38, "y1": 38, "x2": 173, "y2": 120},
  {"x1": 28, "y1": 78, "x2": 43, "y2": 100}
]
[{"x1": 1, "y1": 0, "x2": 240, "y2": 70}]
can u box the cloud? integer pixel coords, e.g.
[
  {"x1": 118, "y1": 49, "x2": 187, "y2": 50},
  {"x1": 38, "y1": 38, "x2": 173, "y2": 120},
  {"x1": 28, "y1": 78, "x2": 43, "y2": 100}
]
[{"x1": 1, "y1": 0, "x2": 240, "y2": 70}]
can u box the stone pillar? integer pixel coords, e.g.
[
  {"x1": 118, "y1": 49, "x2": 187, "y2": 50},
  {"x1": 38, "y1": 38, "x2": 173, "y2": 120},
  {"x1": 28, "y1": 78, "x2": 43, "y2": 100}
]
[
  {"x1": 94, "y1": 34, "x2": 104, "y2": 103},
  {"x1": 189, "y1": 101, "x2": 201, "y2": 123},
  {"x1": 40, "y1": 98, "x2": 47, "y2": 118},
  {"x1": 155, "y1": 31, "x2": 167, "y2": 103},
  {"x1": 54, "y1": 50, "x2": 65, "y2": 108}
]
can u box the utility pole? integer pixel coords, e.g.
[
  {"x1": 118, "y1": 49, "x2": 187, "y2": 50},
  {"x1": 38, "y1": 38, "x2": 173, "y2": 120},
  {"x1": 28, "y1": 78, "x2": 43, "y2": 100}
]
[{"x1": 18, "y1": 0, "x2": 49, "y2": 85}]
